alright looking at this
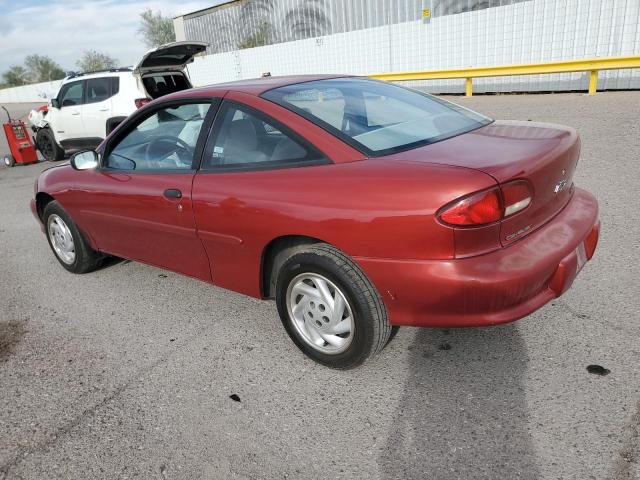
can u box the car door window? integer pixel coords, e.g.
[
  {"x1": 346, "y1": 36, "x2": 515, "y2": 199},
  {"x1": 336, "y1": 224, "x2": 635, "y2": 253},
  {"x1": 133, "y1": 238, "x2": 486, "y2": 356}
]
[
  {"x1": 105, "y1": 103, "x2": 210, "y2": 171},
  {"x1": 59, "y1": 81, "x2": 84, "y2": 107},
  {"x1": 201, "y1": 102, "x2": 326, "y2": 171},
  {"x1": 86, "y1": 77, "x2": 113, "y2": 104}
]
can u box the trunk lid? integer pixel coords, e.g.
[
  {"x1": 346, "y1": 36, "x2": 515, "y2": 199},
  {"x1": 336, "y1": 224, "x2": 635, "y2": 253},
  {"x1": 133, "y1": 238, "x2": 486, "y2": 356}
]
[
  {"x1": 388, "y1": 120, "x2": 580, "y2": 244},
  {"x1": 133, "y1": 41, "x2": 208, "y2": 75},
  {"x1": 134, "y1": 41, "x2": 208, "y2": 99}
]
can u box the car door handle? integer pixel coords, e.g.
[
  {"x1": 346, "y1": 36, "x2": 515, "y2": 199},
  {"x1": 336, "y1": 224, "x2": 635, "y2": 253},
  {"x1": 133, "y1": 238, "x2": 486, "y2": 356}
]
[
  {"x1": 163, "y1": 189, "x2": 182, "y2": 199},
  {"x1": 71, "y1": 112, "x2": 80, "y2": 115},
  {"x1": 99, "y1": 108, "x2": 109, "y2": 112}
]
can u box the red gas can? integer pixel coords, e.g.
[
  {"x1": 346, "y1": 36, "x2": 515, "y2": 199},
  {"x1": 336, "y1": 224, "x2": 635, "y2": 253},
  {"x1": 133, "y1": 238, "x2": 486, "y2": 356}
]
[{"x1": 2, "y1": 106, "x2": 39, "y2": 167}]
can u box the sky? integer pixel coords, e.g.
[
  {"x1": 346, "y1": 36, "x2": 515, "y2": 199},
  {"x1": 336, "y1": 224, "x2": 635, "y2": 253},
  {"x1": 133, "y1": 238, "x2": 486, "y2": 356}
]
[{"x1": 0, "y1": 0, "x2": 215, "y2": 74}]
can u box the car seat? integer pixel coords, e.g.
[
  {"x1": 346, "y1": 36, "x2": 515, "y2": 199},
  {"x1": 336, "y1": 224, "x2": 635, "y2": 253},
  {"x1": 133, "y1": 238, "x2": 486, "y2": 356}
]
[
  {"x1": 270, "y1": 137, "x2": 306, "y2": 162},
  {"x1": 223, "y1": 119, "x2": 268, "y2": 164}
]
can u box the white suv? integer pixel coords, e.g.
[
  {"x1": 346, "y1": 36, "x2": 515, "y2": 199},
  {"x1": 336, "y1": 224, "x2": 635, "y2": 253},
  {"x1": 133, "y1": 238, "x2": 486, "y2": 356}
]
[{"x1": 31, "y1": 42, "x2": 207, "y2": 161}]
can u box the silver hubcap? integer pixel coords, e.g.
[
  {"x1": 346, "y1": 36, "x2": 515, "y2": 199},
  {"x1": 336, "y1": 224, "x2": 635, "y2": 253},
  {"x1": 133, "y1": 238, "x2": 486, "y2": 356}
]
[
  {"x1": 47, "y1": 214, "x2": 75, "y2": 264},
  {"x1": 286, "y1": 273, "x2": 354, "y2": 355},
  {"x1": 3, "y1": 156, "x2": 10, "y2": 166}
]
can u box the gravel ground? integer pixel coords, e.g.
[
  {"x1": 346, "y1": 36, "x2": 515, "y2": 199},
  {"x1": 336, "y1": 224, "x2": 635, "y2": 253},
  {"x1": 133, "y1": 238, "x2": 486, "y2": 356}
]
[{"x1": 0, "y1": 93, "x2": 639, "y2": 480}]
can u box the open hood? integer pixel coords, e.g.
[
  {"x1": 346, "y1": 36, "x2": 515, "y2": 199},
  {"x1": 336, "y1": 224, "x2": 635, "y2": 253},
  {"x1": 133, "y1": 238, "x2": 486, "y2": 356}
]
[{"x1": 134, "y1": 41, "x2": 208, "y2": 74}]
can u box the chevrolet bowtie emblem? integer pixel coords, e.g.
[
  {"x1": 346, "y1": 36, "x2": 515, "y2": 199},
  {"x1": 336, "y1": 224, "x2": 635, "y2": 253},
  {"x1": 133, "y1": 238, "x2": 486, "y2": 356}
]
[{"x1": 554, "y1": 179, "x2": 568, "y2": 194}]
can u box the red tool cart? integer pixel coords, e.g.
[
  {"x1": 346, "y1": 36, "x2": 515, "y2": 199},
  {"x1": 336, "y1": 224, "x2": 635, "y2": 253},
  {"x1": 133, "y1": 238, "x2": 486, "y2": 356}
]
[{"x1": 2, "y1": 106, "x2": 39, "y2": 167}]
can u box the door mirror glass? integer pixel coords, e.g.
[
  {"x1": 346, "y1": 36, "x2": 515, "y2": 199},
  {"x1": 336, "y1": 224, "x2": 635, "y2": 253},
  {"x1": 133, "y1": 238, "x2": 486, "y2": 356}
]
[{"x1": 70, "y1": 150, "x2": 99, "y2": 170}]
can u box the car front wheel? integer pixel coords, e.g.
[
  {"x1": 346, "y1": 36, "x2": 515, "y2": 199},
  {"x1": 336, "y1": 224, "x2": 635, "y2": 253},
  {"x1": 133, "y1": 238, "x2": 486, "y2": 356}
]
[
  {"x1": 43, "y1": 201, "x2": 102, "y2": 273},
  {"x1": 275, "y1": 243, "x2": 391, "y2": 369},
  {"x1": 36, "y1": 128, "x2": 65, "y2": 162}
]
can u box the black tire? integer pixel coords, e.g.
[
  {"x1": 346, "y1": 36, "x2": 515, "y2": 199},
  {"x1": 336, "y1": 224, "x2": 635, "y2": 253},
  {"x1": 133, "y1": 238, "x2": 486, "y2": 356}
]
[
  {"x1": 275, "y1": 243, "x2": 391, "y2": 369},
  {"x1": 36, "y1": 128, "x2": 65, "y2": 162},
  {"x1": 3, "y1": 155, "x2": 15, "y2": 167},
  {"x1": 43, "y1": 201, "x2": 102, "y2": 273}
]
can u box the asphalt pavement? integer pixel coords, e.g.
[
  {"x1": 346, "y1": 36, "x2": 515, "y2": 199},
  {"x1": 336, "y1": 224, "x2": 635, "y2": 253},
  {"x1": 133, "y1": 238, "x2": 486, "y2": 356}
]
[{"x1": 0, "y1": 93, "x2": 639, "y2": 480}]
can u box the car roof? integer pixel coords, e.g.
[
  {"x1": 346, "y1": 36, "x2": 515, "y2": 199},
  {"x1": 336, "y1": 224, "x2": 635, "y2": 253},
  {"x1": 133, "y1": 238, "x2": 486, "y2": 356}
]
[
  {"x1": 165, "y1": 74, "x2": 351, "y2": 100},
  {"x1": 62, "y1": 69, "x2": 133, "y2": 83}
]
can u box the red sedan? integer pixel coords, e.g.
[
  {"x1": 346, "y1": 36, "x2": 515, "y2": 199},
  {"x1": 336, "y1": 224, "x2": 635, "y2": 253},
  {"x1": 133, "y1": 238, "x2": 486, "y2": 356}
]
[{"x1": 31, "y1": 76, "x2": 599, "y2": 368}]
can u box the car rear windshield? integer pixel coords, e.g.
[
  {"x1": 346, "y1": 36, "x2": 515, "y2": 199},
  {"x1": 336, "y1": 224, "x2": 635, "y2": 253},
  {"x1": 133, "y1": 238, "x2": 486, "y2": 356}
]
[{"x1": 262, "y1": 78, "x2": 492, "y2": 156}]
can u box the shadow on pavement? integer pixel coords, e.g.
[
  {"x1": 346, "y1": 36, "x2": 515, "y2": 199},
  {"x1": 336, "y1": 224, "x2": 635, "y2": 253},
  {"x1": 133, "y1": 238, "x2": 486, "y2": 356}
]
[{"x1": 380, "y1": 324, "x2": 539, "y2": 479}]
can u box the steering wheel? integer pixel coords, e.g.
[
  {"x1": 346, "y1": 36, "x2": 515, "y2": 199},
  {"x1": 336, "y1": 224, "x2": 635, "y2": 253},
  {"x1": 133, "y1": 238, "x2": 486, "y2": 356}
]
[{"x1": 144, "y1": 135, "x2": 193, "y2": 169}]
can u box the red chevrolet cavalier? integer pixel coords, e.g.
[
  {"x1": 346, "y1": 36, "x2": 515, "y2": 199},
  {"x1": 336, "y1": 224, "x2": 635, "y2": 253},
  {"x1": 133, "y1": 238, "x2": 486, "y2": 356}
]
[{"x1": 31, "y1": 76, "x2": 599, "y2": 368}]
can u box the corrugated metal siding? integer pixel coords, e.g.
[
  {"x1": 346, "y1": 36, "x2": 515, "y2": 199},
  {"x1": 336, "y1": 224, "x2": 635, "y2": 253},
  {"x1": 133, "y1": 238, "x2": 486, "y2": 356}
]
[
  {"x1": 182, "y1": 0, "x2": 640, "y2": 93},
  {"x1": 184, "y1": 0, "x2": 531, "y2": 54}
]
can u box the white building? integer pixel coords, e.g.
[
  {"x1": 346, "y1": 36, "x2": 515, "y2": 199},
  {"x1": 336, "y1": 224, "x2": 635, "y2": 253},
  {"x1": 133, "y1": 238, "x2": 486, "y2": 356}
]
[{"x1": 174, "y1": 0, "x2": 640, "y2": 93}]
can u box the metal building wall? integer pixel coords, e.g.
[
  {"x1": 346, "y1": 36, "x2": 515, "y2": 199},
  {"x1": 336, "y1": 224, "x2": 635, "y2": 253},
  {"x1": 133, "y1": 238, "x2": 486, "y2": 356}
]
[
  {"x1": 180, "y1": 0, "x2": 640, "y2": 93},
  {"x1": 183, "y1": 0, "x2": 531, "y2": 54}
]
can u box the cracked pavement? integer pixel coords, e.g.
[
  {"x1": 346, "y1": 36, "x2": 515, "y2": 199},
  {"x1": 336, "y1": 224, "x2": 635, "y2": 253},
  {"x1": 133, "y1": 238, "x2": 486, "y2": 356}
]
[{"x1": 1, "y1": 93, "x2": 639, "y2": 479}]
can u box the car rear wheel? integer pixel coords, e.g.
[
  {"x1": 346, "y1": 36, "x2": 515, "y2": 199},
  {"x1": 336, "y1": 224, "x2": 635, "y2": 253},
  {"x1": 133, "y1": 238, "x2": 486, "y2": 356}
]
[
  {"x1": 43, "y1": 201, "x2": 102, "y2": 273},
  {"x1": 275, "y1": 243, "x2": 391, "y2": 369},
  {"x1": 3, "y1": 155, "x2": 15, "y2": 167},
  {"x1": 36, "y1": 128, "x2": 64, "y2": 162}
]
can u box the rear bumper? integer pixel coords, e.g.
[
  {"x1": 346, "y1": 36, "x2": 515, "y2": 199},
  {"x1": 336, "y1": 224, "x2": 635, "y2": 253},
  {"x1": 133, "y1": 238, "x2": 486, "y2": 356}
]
[{"x1": 354, "y1": 188, "x2": 599, "y2": 327}]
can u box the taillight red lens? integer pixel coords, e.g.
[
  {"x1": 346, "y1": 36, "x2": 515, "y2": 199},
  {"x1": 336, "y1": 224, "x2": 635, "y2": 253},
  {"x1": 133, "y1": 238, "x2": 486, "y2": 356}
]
[
  {"x1": 502, "y1": 180, "x2": 532, "y2": 217},
  {"x1": 439, "y1": 188, "x2": 503, "y2": 226},
  {"x1": 135, "y1": 98, "x2": 150, "y2": 109},
  {"x1": 584, "y1": 222, "x2": 599, "y2": 260}
]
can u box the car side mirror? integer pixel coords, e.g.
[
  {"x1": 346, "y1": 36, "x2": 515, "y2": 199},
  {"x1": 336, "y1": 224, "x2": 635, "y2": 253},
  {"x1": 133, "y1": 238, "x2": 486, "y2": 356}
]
[
  {"x1": 50, "y1": 98, "x2": 60, "y2": 109},
  {"x1": 70, "y1": 150, "x2": 99, "y2": 170}
]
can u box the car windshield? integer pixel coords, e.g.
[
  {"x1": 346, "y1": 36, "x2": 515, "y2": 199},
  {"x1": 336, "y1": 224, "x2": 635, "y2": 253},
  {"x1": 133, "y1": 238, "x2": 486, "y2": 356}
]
[{"x1": 262, "y1": 78, "x2": 492, "y2": 156}]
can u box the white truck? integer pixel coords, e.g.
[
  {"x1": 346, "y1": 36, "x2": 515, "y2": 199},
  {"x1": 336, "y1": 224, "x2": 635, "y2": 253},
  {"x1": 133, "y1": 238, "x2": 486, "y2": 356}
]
[{"x1": 29, "y1": 42, "x2": 207, "y2": 161}]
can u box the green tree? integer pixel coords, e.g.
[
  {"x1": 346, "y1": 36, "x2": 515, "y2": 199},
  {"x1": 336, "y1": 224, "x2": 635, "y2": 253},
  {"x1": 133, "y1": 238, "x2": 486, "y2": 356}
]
[
  {"x1": 2, "y1": 65, "x2": 29, "y2": 87},
  {"x1": 138, "y1": 9, "x2": 176, "y2": 48},
  {"x1": 76, "y1": 50, "x2": 118, "y2": 73},
  {"x1": 24, "y1": 54, "x2": 66, "y2": 82}
]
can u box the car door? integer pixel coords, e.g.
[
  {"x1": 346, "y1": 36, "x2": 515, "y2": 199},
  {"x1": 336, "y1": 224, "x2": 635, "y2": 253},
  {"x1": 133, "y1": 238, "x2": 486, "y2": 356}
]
[
  {"x1": 52, "y1": 80, "x2": 85, "y2": 143},
  {"x1": 191, "y1": 98, "x2": 333, "y2": 296},
  {"x1": 77, "y1": 99, "x2": 217, "y2": 280},
  {"x1": 81, "y1": 77, "x2": 116, "y2": 140}
]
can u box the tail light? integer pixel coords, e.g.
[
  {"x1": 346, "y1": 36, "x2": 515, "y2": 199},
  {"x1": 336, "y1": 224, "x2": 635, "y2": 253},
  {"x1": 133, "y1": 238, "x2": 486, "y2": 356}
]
[
  {"x1": 502, "y1": 181, "x2": 532, "y2": 217},
  {"x1": 438, "y1": 181, "x2": 532, "y2": 227},
  {"x1": 135, "y1": 98, "x2": 150, "y2": 109},
  {"x1": 439, "y1": 188, "x2": 502, "y2": 226},
  {"x1": 584, "y1": 222, "x2": 599, "y2": 260}
]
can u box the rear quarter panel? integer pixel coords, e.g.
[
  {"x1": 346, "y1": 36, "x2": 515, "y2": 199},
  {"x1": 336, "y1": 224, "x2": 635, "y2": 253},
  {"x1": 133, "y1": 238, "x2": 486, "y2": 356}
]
[{"x1": 191, "y1": 159, "x2": 496, "y2": 297}]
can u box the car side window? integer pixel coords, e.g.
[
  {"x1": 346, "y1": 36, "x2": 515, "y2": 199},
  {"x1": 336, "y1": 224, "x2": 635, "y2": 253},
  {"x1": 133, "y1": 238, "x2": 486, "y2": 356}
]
[
  {"x1": 105, "y1": 103, "x2": 211, "y2": 171},
  {"x1": 59, "y1": 81, "x2": 84, "y2": 107},
  {"x1": 201, "y1": 102, "x2": 326, "y2": 171},
  {"x1": 86, "y1": 77, "x2": 113, "y2": 104}
]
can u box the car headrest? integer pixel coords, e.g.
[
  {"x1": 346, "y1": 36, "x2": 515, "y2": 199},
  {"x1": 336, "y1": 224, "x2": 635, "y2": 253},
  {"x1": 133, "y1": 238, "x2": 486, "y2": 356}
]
[
  {"x1": 271, "y1": 137, "x2": 306, "y2": 162},
  {"x1": 228, "y1": 119, "x2": 258, "y2": 150},
  {"x1": 90, "y1": 86, "x2": 107, "y2": 100}
]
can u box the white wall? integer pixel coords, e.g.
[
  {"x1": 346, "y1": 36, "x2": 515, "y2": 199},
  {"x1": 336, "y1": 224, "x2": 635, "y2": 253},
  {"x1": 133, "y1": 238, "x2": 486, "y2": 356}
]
[{"x1": 0, "y1": 80, "x2": 62, "y2": 104}]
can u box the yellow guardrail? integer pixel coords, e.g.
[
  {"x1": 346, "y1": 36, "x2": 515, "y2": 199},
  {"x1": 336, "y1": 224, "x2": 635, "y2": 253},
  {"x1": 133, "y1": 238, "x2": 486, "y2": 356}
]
[{"x1": 371, "y1": 56, "x2": 640, "y2": 96}]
